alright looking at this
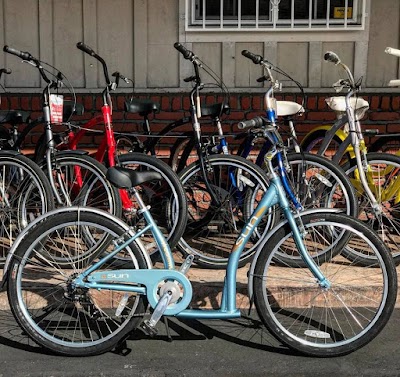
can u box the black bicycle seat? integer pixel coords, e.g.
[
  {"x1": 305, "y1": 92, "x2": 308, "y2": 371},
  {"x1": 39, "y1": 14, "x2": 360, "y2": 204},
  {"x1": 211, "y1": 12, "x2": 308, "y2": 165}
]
[
  {"x1": 106, "y1": 166, "x2": 162, "y2": 189},
  {"x1": 200, "y1": 102, "x2": 230, "y2": 118},
  {"x1": 0, "y1": 110, "x2": 30, "y2": 124},
  {"x1": 124, "y1": 99, "x2": 160, "y2": 116}
]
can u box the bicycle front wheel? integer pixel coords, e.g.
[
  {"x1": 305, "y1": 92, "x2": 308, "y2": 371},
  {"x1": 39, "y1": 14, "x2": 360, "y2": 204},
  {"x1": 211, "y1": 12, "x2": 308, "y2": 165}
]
[
  {"x1": 368, "y1": 135, "x2": 400, "y2": 154},
  {"x1": 285, "y1": 152, "x2": 358, "y2": 215},
  {"x1": 169, "y1": 132, "x2": 197, "y2": 173},
  {"x1": 178, "y1": 154, "x2": 272, "y2": 268},
  {"x1": 253, "y1": 212, "x2": 397, "y2": 357},
  {"x1": 41, "y1": 153, "x2": 122, "y2": 215},
  {"x1": 342, "y1": 152, "x2": 400, "y2": 265},
  {"x1": 0, "y1": 152, "x2": 53, "y2": 265},
  {"x1": 7, "y1": 209, "x2": 149, "y2": 356},
  {"x1": 300, "y1": 128, "x2": 351, "y2": 163}
]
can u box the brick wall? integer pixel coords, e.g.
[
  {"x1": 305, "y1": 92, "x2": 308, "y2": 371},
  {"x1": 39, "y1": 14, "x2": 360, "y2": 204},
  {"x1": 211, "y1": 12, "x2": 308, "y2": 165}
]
[{"x1": 1, "y1": 92, "x2": 399, "y2": 152}]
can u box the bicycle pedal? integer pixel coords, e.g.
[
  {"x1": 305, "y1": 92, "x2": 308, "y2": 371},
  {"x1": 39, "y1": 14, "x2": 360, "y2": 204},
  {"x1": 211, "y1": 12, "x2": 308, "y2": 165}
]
[{"x1": 141, "y1": 320, "x2": 158, "y2": 337}]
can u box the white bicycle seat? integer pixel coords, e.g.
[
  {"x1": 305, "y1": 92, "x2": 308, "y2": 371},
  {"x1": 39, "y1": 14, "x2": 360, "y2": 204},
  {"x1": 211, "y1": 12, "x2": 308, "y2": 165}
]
[
  {"x1": 325, "y1": 96, "x2": 369, "y2": 121},
  {"x1": 325, "y1": 96, "x2": 369, "y2": 112},
  {"x1": 276, "y1": 101, "x2": 305, "y2": 117}
]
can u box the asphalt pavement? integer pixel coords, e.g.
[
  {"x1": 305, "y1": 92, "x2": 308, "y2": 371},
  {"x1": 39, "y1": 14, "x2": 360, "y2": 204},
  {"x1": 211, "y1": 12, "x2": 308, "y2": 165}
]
[{"x1": 1, "y1": 308, "x2": 400, "y2": 376}]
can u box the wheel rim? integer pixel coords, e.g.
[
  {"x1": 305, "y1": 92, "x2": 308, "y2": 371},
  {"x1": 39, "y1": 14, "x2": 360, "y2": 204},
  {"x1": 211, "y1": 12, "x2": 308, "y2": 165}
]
[
  {"x1": 15, "y1": 220, "x2": 142, "y2": 349},
  {"x1": 179, "y1": 158, "x2": 270, "y2": 265},
  {"x1": 259, "y1": 220, "x2": 390, "y2": 350},
  {"x1": 0, "y1": 161, "x2": 48, "y2": 262},
  {"x1": 345, "y1": 157, "x2": 400, "y2": 260}
]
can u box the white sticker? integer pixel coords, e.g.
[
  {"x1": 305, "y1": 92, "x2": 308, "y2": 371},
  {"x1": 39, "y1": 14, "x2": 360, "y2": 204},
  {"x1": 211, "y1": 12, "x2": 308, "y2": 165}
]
[{"x1": 50, "y1": 94, "x2": 64, "y2": 123}]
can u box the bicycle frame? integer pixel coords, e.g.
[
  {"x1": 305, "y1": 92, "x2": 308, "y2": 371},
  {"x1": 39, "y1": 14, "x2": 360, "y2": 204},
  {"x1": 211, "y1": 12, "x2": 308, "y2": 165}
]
[
  {"x1": 72, "y1": 152, "x2": 328, "y2": 319},
  {"x1": 315, "y1": 94, "x2": 400, "y2": 206}
]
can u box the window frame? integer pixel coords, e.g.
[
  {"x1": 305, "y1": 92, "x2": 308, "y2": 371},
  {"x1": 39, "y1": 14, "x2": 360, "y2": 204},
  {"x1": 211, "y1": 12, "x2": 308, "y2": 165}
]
[{"x1": 186, "y1": 0, "x2": 366, "y2": 31}]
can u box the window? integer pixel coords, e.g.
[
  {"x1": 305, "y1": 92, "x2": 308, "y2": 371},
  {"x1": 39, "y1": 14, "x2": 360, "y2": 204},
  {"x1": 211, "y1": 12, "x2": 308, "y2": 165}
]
[{"x1": 186, "y1": 0, "x2": 365, "y2": 31}]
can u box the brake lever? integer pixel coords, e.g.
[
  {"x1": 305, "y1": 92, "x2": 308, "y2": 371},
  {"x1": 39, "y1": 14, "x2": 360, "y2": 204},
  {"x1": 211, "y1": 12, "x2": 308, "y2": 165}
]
[
  {"x1": 22, "y1": 60, "x2": 38, "y2": 68},
  {"x1": 256, "y1": 76, "x2": 269, "y2": 83},
  {"x1": 332, "y1": 79, "x2": 345, "y2": 93},
  {"x1": 184, "y1": 75, "x2": 197, "y2": 83}
]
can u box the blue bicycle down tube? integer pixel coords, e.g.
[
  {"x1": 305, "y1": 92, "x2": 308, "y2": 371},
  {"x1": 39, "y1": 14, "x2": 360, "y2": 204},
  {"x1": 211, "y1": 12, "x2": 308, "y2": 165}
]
[
  {"x1": 276, "y1": 152, "x2": 302, "y2": 210},
  {"x1": 265, "y1": 110, "x2": 303, "y2": 211}
]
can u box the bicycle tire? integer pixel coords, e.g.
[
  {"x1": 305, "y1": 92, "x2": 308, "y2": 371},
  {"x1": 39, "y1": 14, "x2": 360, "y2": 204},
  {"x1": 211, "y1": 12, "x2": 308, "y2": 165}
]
[
  {"x1": 34, "y1": 132, "x2": 64, "y2": 162},
  {"x1": 169, "y1": 132, "x2": 197, "y2": 173},
  {"x1": 300, "y1": 129, "x2": 351, "y2": 162},
  {"x1": 342, "y1": 152, "x2": 400, "y2": 265},
  {"x1": 253, "y1": 212, "x2": 397, "y2": 357},
  {"x1": 368, "y1": 135, "x2": 400, "y2": 154},
  {"x1": 242, "y1": 152, "x2": 358, "y2": 268},
  {"x1": 0, "y1": 152, "x2": 54, "y2": 265},
  {"x1": 118, "y1": 153, "x2": 188, "y2": 259},
  {"x1": 285, "y1": 152, "x2": 358, "y2": 215},
  {"x1": 7, "y1": 209, "x2": 149, "y2": 356},
  {"x1": 178, "y1": 154, "x2": 272, "y2": 268},
  {"x1": 40, "y1": 153, "x2": 122, "y2": 216}
]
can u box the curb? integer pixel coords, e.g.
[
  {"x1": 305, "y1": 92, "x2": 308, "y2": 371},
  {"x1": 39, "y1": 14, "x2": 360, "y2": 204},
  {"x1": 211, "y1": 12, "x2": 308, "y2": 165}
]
[{"x1": 1, "y1": 264, "x2": 399, "y2": 311}]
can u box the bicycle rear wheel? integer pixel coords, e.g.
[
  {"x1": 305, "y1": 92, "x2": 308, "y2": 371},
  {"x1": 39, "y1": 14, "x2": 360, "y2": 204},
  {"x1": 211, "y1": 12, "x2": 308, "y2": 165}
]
[
  {"x1": 342, "y1": 152, "x2": 400, "y2": 265},
  {"x1": 178, "y1": 154, "x2": 272, "y2": 268},
  {"x1": 253, "y1": 212, "x2": 397, "y2": 357},
  {"x1": 7, "y1": 209, "x2": 149, "y2": 356},
  {"x1": 0, "y1": 152, "x2": 53, "y2": 265}
]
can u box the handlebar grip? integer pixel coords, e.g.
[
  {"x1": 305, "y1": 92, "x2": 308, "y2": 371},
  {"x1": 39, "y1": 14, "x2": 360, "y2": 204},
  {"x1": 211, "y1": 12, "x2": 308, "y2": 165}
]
[
  {"x1": 241, "y1": 50, "x2": 263, "y2": 64},
  {"x1": 237, "y1": 116, "x2": 265, "y2": 130},
  {"x1": 388, "y1": 79, "x2": 400, "y2": 87},
  {"x1": 3, "y1": 45, "x2": 33, "y2": 61},
  {"x1": 324, "y1": 51, "x2": 341, "y2": 65},
  {"x1": 174, "y1": 42, "x2": 194, "y2": 60},
  {"x1": 385, "y1": 47, "x2": 400, "y2": 58},
  {"x1": 76, "y1": 42, "x2": 96, "y2": 56},
  {"x1": 0, "y1": 68, "x2": 11, "y2": 74}
]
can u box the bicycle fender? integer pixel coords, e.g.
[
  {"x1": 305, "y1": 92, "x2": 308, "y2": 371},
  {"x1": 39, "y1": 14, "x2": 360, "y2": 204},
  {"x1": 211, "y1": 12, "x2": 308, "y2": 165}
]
[
  {"x1": 247, "y1": 208, "x2": 341, "y2": 302},
  {"x1": 0, "y1": 206, "x2": 152, "y2": 291},
  {"x1": 55, "y1": 149, "x2": 89, "y2": 156},
  {"x1": 0, "y1": 150, "x2": 21, "y2": 157},
  {"x1": 300, "y1": 125, "x2": 348, "y2": 146}
]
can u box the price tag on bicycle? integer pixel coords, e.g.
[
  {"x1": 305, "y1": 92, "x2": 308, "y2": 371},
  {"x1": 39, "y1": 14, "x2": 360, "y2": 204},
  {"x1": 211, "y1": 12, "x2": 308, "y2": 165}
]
[{"x1": 49, "y1": 94, "x2": 64, "y2": 124}]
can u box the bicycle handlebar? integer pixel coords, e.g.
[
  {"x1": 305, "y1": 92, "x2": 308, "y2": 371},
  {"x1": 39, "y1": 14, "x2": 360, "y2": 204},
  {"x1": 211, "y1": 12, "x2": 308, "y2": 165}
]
[
  {"x1": 76, "y1": 42, "x2": 111, "y2": 86},
  {"x1": 385, "y1": 47, "x2": 400, "y2": 58},
  {"x1": 174, "y1": 42, "x2": 194, "y2": 60},
  {"x1": 174, "y1": 42, "x2": 202, "y2": 91},
  {"x1": 324, "y1": 50, "x2": 356, "y2": 89},
  {"x1": 241, "y1": 50, "x2": 263, "y2": 64},
  {"x1": 324, "y1": 51, "x2": 341, "y2": 65},
  {"x1": 3, "y1": 45, "x2": 54, "y2": 84},
  {"x1": 3, "y1": 45, "x2": 33, "y2": 61},
  {"x1": 238, "y1": 116, "x2": 265, "y2": 130},
  {"x1": 385, "y1": 47, "x2": 400, "y2": 86},
  {"x1": 0, "y1": 68, "x2": 11, "y2": 75},
  {"x1": 76, "y1": 42, "x2": 96, "y2": 57}
]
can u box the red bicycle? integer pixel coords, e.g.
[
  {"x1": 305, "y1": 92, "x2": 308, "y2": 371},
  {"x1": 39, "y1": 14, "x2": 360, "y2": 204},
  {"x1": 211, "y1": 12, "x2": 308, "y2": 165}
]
[{"x1": 34, "y1": 42, "x2": 188, "y2": 260}]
